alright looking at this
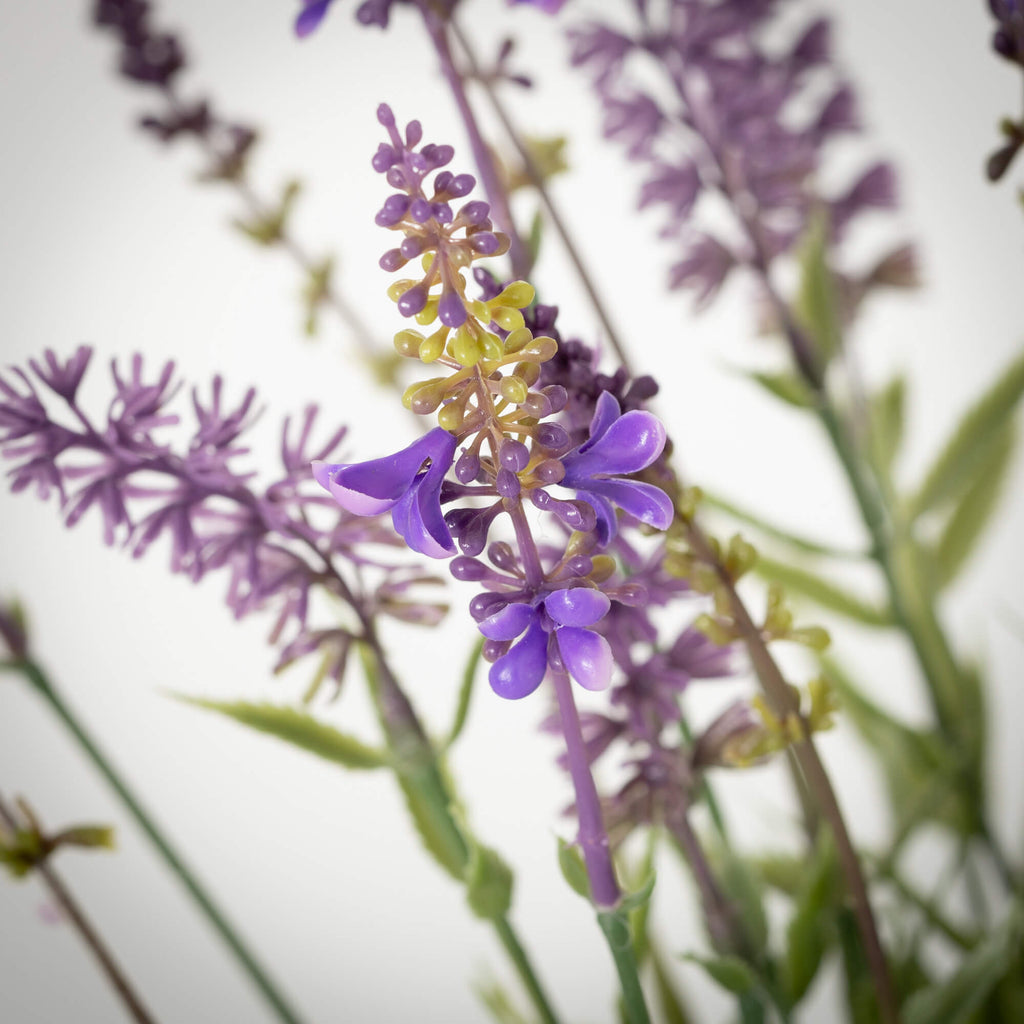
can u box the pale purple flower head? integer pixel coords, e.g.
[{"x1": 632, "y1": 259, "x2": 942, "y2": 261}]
[
  {"x1": 509, "y1": 0, "x2": 568, "y2": 12},
  {"x1": 559, "y1": 392, "x2": 673, "y2": 543},
  {"x1": 313, "y1": 427, "x2": 457, "y2": 558}
]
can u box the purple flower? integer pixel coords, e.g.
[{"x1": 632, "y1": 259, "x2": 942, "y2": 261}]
[
  {"x1": 313, "y1": 427, "x2": 457, "y2": 559},
  {"x1": 559, "y1": 392, "x2": 673, "y2": 543},
  {"x1": 295, "y1": 0, "x2": 336, "y2": 36},
  {"x1": 479, "y1": 588, "x2": 612, "y2": 700}
]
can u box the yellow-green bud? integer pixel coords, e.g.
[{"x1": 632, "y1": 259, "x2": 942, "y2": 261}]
[
  {"x1": 394, "y1": 329, "x2": 424, "y2": 358},
  {"x1": 499, "y1": 377, "x2": 529, "y2": 405},
  {"x1": 495, "y1": 281, "x2": 535, "y2": 309}
]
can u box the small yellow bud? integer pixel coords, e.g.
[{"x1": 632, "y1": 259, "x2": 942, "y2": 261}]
[
  {"x1": 504, "y1": 327, "x2": 533, "y2": 354},
  {"x1": 492, "y1": 306, "x2": 525, "y2": 332},
  {"x1": 518, "y1": 336, "x2": 558, "y2": 363},
  {"x1": 499, "y1": 376, "x2": 529, "y2": 405},
  {"x1": 450, "y1": 327, "x2": 483, "y2": 366},
  {"x1": 387, "y1": 279, "x2": 416, "y2": 302},
  {"x1": 419, "y1": 328, "x2": 448, "y2": 363},
  {"x1": 437, "y1": 402, "x2": 464, "y2": 432},
  {"x1": 589, "y1": 555, "x2": 617, "y2": 583},
  {"x1": 469, "y1": 300, "x2": 490, "y2": 322},
  {"x1": 694, "y1": 614, "x2": 734, "y2": 647},
  {"x1": 495, "y1": 281, "x2": 535, "y2": 309},
  {"x1": 394, "y1": 329, "x2": 424, "y2": 358},
  {"x1": 790, "y1": 626, "x2": 831, "y2": 652},
  {"x1": 480, "y1": 332, "x2": 504, "y2": 361},
  {"x1": 402, "y1": 377, "x2": 447, "y2": 415},
  {"x1": 414, "y1": 296, "x2": 439, "y2": 325}
]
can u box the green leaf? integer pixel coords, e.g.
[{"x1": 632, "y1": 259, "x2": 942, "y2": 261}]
[
  {"x1": 465, "y1": 842, "x2": 514, "y2": 920},
  {"x1": 618, "y1": 872, "x2": 657, "y2": 916},
  {"x1": 651, "y1": 945, "x2": 695, "y2": 1024},
  {"x1": 474, "y1": 980, "x2": 531, "y2": 1024},
  {"x1": 557, "y1": 837, "x2": 591, "y2": 900},
  {"x1": 868, "y1": 376, "x2": 907, "y2": 479},
  {"x1": 746, "y1": 370, "x2": 816, "y2": 410},
  {"x1": 445, "y1": 638, "x2": 483, "y2": 749},
  {"x1": 837, "y1": 908, "x2": 881, "y2": 1024},
  {"x1": 902, "y1": 904, "x2": 1023, "y2": 1024},
  {"x1": 792, "y1": 211, "x2": 842, "y2": 363},
  {"x1": 175, "y1": 697, "x2": 390, "y2": 769},
  {"x1": 714, "y1": 846, "x2": 769, "y2": 952},
  {"x1": 756, "y1": 555, "x2": 894, "y2": 627},
  {"x1": 783, "y1": 832, "x2": 840, "y2": 1003},
  {"x1": 826, "y1": 661, "x2": 975, "y2": 837},
  {"x1": 935, "y1": 421, "x2": 1017, "y2": 588},
  {"x1": 526, "y1": 208, "x2": 544, "y2": 269},
  {"x1": 393, "y1": 767, "x2": 468, "y2": 882},
  {"x1": 750, "y1": 853, "x2": 804, "y2": 897},
  {"x1": 910, "y1": 348, "x2": 1024, "y2": 518},
  {"x1": 682, "y1": 953, "x2": 760, "y2": 996}
]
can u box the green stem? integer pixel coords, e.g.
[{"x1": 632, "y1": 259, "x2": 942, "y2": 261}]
[
  {"x1": 13, "y1": 658, "x2": 307, "y2": 1024},
  {"x1": 0, "y1": 791, "x2": 159, "y2": 1024},
  {"x1": 597, "y1": 910, "x2": 653, "y2": 1024},
  {"x1": 493, "y1": 917, "x2": 561, "y2": 1024}
]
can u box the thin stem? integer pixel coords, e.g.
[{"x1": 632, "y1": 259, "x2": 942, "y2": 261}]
[
  {"x1": 12, "y1": 658, "x2": 307, "y2": 1024},
  {"x1": 448, "y1": 19, "x2": 634, "y2": 376},
  {"x1": 550, "y1": 667, "x2": 620, "y2": 908},
  {"x1": 418, "y1": 6, "x2": 531, "y2": 280},
  {"x1": 492, "y1": 917, "x2": 562, "y2": 1024},
  {"x1": 0, "y1": 791, "x2": 158, "y2": 1024},
  {"x1": 684, "y1": 517, "x2": 900, "y2": 1024}
]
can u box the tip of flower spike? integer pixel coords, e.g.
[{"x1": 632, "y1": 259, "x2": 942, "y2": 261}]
[
  {"x1": 295, "y1": 0, "x2": 333, "y2": 37},
  {"x1": 377, "y1": 103, "x2": 395, "y2": 128}
]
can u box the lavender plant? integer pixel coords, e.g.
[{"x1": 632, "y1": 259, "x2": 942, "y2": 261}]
[{"x1": 3, "y1": 2, "x2": 1023, "y2": 1023}]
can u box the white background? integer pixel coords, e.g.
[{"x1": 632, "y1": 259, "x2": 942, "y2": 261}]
[{"x1": 1, "y1": 2, "x2": 1022, "y2": 1022}]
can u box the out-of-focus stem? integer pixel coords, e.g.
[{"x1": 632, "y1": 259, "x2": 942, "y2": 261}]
[
  {"x1": 448, "y1": 19, "x2": 634, "y2": 376},
  {"x1": 10, "y1": 658, "x2": 308, "y2": 1024},
  {"x1": 418, "y1": 5, "x2": 531, "y2": 280},
  {"x1": 0, "y1": 790, "x2": 159, "y2": 1024}
]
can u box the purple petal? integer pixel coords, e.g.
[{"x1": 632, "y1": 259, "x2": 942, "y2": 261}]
[
  {"x1": 295, "y1": 0, "x2": 333, "y2": 37},
  {"x1": 478, "y1": 601, "x2": 536, "y2": 641},
  {"x1": 566, "y1": 409, "x2": 666, "y2": 477},
  {"x1": 544, "y1": 588, "x2": 610, "y2": 627},
  {"x1": 577, "y1": 391, "x2": 620, "y2": 454},
  {"x1": 556, "y1": 627, "x2": 612, "y2": 692},
  {"x1": 312, "y1": 460, "x2": 397, "y2": 515},
  {"x1": 584, "y1": 478, "x2": 674, "y2": 531},
  {"x1": 489, "y1": 620, "x2": 549, "y2": 699}
]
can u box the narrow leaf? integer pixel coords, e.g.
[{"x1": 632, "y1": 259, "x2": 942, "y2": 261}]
[
  {"x1": 868, "y1": 376, "x2": 906, "y2": 479},
  {"x1": 935, "y1": 421, "x2": 1016, "y2": 587},
  {"x1": 175, "y1": 697, "x2": 389, "y2": 769},
  {"x1": 682, "y1": 953, "x2": 760, "y2": 996},
  {"x1": 792, "y1": 211, "x2": 842, "y2": 363},
  {"x1": 651, "y1": 944, "x2": 695, "y2": 1024},
  {"x1": 394, "y1": 768, "x2": 468, "y2": 881},
  {"x1": 910, "y1": 348, "x2": 1024, "y2": 518},
  {"x1": 747, "y1": 370, "x2": 816, "y2": 409},
  {"x1": 557, "y1": 837, "x2": 591, "y2": 900},
  {"x1": 756, "y1": 555, "x2": 893, "y2": 627},
  {"x1": 446, "y1": 637, "x2": 483, "y2": 749},
  {"x1": 783, "y1": 833, "x2": 840, "y2": 1002},
  {"x1": 466, "y1": 842, "x2": 514, "y2": 920},
  {"x1": 902, "y1": 904, "x2": 1023, "y2": 1024}
]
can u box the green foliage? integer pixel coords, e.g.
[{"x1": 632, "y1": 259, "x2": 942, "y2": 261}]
[
  {"x1": 712, "y1": 846, "x2": 769, "y2": 952},
  {"x1": 175, "y1": 697, "x2": 391, "y2": 769},
  {"x1": 782, "y1": 832, "x2": 840, "y2": 1003},
  {"x1": 233, "y1": 180, "x2": 301, "y2": 246},
  {"x1": 934, "y1": 421, "x2": 1017, "y2": 587},
  {"x1": 868, "y1": 376, "x2": 907, "y2": 479},
  {"x1": 650, "y1": 943, "x2": 695, "y2": 1024},
  {"x1": 475, "y1": 980, "x2": 532, "y2": 1024},
  {"x1": 682, "y1": 953, "x2": 761, "y2": 997},
  {"x1": 301, "y1": 257, "x2": 334, "y2": 337},
  {"x1": 836, "y1": 908, "x2": 880, "y2": 1024},
  {"x1": 556, "y1": 837, "x2": 591, "y2": 900},
  {"x1": 445, "y1": 637, "x2": 483, "y2": 749},
  {"x1": 792, "y1": 211, "x2": 842, "y2": 363},
  {"x1": 902, "y1": 903, "x2": 1023, "y2": 1024},
  {"x1": 909, "y1": 347, "x2": 1024, "y2": 519},
  {"x1": 746, "y1": 370, "x2": 816, "y2": 409},
  {"x1": 826, "y1": 662, "x2": 976, "y2": 837},
  {"x1": 755, "y1": 555, "x2": 893, "y2": 627},
  {"x1": 526, "y1": 208, "x2": 544, "y2": 268},
  {"x1": 466, "y1": 842, "x2": 514, "y2": 920}
]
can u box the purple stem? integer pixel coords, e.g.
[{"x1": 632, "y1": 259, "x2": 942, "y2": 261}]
[{"x1": 551, "y1": 668, "x2": 621, "y2": 908}]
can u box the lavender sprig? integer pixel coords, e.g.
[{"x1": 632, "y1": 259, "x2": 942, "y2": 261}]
[{"x1": 0, "y1": 347, "x2": 444, "y2": 688}]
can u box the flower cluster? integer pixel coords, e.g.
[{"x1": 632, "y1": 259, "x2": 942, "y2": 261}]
[
  {"x1": 93, "y1": 0, "x2": 257, "y2": 181},
  {"x1": 569, "y1": 2, "x2": 917, "y2": 319},
  {"x1": 314, "y1": 107, "x2": 675, "y2": 699},
  {"x1": 0, "y1": 348, "x2": 444, "y2": 689}
]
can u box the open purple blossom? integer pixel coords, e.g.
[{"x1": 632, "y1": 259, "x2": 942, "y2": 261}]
[
  {"x1": 0, "y1": 348, "x2": 445, "y2": 689},
  {"x1": 558, "y1": 392, "x2": 673, "y2": 543},
  {"x1": 313, "y1": 428, "x2": 457, "y2": 559},
  {"x1": 480, "y1": 587, "x2": 612, "y2": 699}
]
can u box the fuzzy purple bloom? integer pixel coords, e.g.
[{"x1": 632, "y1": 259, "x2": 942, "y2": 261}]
[
  {"x1": 313, "y1": 428, "x2": 458, "y2": 559},
  {"x1": 559, "y1": 392, "x2": 673, "y2": 543},
  {"x1": 0, "y1": 348, "x2": 443, "y2": 689}
]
